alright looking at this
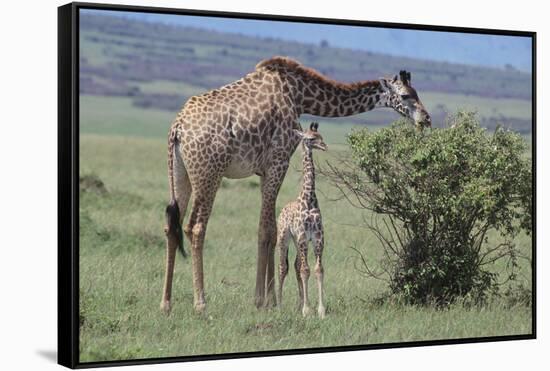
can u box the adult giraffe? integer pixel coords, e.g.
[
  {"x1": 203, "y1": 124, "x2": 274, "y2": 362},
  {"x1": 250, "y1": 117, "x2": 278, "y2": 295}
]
[{"x1": 160, "y1": 56, "x2": 431, "y2": 314}]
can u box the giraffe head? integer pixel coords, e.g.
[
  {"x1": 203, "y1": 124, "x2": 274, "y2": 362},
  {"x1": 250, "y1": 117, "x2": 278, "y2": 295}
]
[
  {"x1": 379, "y1": 70, "x2": 431, "y2": 129},
  {"x1": 295, "y1": 122, "x2": 328, "y2": 151}
]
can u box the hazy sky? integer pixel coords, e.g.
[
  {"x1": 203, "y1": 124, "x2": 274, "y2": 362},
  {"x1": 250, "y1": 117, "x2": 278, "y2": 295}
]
[{"x1": 81, "y1": 9, "x2": 532, "y2": 72}]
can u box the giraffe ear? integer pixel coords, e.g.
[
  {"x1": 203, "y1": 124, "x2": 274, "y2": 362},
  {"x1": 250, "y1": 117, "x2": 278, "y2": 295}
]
[
  {"x1": 399, "y1": 70, "x2": 412, "y2": 86},
  {"x1": 293, "y1": 129, "x2": 305, "y2": 138}
]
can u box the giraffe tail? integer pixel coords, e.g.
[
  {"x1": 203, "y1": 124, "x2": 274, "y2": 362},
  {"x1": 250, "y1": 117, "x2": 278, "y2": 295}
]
[
  {"x1": 165, "y1": 200, "x2": 185, "y2": 257},
  {"x1": 166, "y1": 126, "x2": 186, "y2": 258}
]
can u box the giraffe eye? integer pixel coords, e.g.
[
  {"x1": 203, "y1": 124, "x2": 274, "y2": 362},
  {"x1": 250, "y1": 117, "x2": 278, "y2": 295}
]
[{"x1": 400, "y1": 94, "x2": 411, "y2": 100}]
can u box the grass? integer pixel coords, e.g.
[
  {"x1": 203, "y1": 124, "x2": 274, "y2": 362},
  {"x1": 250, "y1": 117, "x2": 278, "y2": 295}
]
[
  {"x1": 78, "y1": 96, "x2": 532, "y2": 363},
  {"x1": 80, "y1": 95, "x2": 178, "y2": 138}
]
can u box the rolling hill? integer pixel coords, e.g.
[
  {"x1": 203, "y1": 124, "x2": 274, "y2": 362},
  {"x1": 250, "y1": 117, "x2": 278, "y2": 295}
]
[{"x1": 79, "y1": 13, "x2": 533, "y2": 133}]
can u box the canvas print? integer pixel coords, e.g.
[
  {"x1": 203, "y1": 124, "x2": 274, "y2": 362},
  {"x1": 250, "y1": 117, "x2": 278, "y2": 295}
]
[{"x1": 76, "y1": 6, "x2": 534, "y2": 364}]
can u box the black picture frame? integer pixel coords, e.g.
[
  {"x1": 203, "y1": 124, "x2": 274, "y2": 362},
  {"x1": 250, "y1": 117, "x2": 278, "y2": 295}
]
[{"x1": 58, "y1": 2, "x2": 537, "y2": 368}]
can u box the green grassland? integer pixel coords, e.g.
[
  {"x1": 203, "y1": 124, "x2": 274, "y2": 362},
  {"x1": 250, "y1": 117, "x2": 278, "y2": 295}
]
[
  {"x1": 79, "y1": 95, "x2": 174, "y2": 138},
  {"x1": 78, "y1": 95, "x2": 532, "y2": 362}
]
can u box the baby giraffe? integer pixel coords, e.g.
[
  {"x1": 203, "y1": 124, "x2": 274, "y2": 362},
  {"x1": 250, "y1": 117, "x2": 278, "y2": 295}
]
[{"x1": 277, "y1": 122, "x2": 327, "y2": 318}]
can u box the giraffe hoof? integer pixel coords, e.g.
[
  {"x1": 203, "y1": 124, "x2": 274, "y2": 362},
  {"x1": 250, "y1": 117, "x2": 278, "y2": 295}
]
[
  {"x1": 263, "y1": 296, "x2": 277, "y2": 309},
  {"x1": 255, "y1": 296, "x2": 264, "y2": 309},
  {"x1": 194, "y1": 301, "x2": 206, "y2": 314},
  {"x1": 318, "y1": 307, "x2": 326, "y2": 319},
  {"x1": 160, "y1": 300, "x2": 171, "y2": 315},
  {"x1": 302, "y1": 306, "x2": 311, "y2": 317}
]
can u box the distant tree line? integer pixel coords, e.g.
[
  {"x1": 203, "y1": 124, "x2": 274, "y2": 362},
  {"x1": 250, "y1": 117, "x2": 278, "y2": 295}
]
[
  {"x1": 80, "y1": 14, "x2": 531, "y2": 100},
  {"x1": 78, "y1": 14, "x2": 533, "y2": 132}
]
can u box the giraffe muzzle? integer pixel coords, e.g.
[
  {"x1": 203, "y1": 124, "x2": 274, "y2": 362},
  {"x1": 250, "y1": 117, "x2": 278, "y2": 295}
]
[
  {"x1": 416, "y1": 111, "x2": 431, "y2": 129},
  {"x1": 422, "y1": 114, "x2": 432, "y2": 128}
]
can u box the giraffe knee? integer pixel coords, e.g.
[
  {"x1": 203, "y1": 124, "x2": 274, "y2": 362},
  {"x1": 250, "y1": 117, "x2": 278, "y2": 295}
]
[
  {"x1": 186, "y1": 222, "x2": 206, "y2": 251},
  {"x1": 260, "y1": 225, "x2": 277, "y2": 245},
  {"x1": 279, "y1": 259, "x2": 288, "y2": 277},
  {"x1": 192, "y1": 223, "x2": 205, "y2": 238},
  {"x1": 300, "y1": 263, "x2": 310, "y2": 278},
  {"x1": 183, "y1": 223, "x2": 193, "y2": 241},
  {"x1": 315, "y1": 263, "x2": 324, "y2": 276}
]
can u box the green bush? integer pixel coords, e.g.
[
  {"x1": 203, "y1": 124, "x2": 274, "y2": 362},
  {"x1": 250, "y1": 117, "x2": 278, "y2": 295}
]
[{"x1": 325, "y1": 112, "x2": 532, "y2": 305}]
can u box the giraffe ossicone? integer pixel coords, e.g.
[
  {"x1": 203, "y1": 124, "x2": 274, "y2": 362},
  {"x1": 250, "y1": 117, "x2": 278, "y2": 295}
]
[{"x1": 160, "y1": 56, "x2": 431, "y2": 314}]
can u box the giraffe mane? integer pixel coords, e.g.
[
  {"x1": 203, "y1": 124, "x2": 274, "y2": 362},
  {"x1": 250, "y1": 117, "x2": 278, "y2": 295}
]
[{"x1": 255, "y1": 56, "x2": 379, "y2": 91}]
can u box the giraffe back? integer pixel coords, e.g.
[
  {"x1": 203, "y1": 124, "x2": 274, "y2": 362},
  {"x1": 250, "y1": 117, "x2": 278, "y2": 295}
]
[{"x1": 171, "y1": 69, "x2": 302, "y2": 179}]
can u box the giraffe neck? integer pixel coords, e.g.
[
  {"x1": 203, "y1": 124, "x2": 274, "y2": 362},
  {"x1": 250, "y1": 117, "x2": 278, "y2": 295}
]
[
  {"x1": 255, "y1": 57, "x2": 389, "y2": 118},
  {"x1": 299, "y1": 146, "x2": 318, "y2": 208},
  {"x1": 293, "y1": 77, "x2": 384, "y2": 117}
]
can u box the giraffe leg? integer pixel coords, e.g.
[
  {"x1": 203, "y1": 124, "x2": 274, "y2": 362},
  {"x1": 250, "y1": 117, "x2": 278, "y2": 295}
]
[
  {"x1": 185, "y1": 177, "x2": 222, "y2": 314},
  {"x1": 297, "y1": 236, "x2": 311, "y2": 317},
  {"x1": 185, "y1": 201, "x2": 208, "y2": 314},
  {"x1": 294, "y1": 244, "x2": 304, "y2": 311},
  {"x1": 277, "y1": 224, "x2": 290, "y2": 306},
  {"x1": 160, "y1": 147, "x2": 192, "y2": 314},
  {"x1": 314, "y1": 233, "x2": 325, "y2": 319},
  {"x1": 265, "y1": 234, "x2": 277, "y2": 308},
  {"x1": 256, "y1": 161, "x2": 289, "y2": 308}
]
